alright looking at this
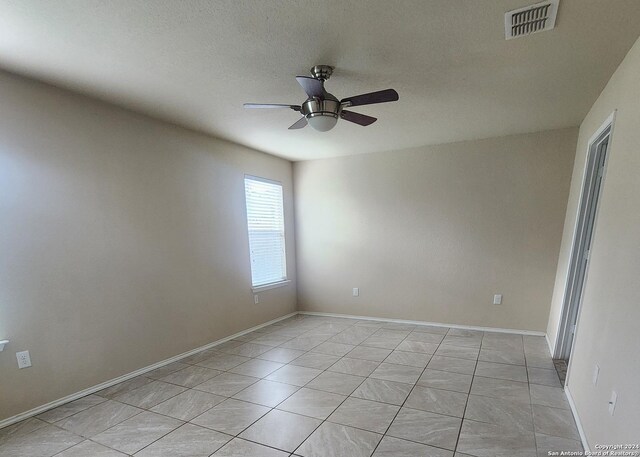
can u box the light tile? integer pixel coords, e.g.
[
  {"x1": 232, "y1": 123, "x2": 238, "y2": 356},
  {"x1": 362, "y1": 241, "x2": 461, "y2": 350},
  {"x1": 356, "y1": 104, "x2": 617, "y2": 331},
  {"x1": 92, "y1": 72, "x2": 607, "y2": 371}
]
[
  {"x1": 372, "y1": 436, "x2": 453, "y2": 457},
  {"x1": 535, "y1": 433, "x2": 583, "y2": 457},
  {"x1": 56, "y1": 400, "x2": 142, "y2": 438},
  {"x1": 194, "y1": 372, "x2": 258, "y2": 397},
  {"x1": 55, "y1": 440, "x2": 127, "y2": 457},
  {"x1": 351, "y1": 378, "x2": 413, "y2": 406},
  {"x1": 405, "y1": 385, "x2": 467, "y2": 417},
  {"x1": 232, "y1": 379, "x2": 299, "y2": 407},
  {"x1": 196, "y1": 354, "x2": 251, "y2": 371},
  {"x1": 361, "y1": 335, "x2": 403, "y2": 350},
  {"x1": 144, "y1": 362, "x2": 191, "y2": 380},
  {"x1": 464, "y1": 394, "x2": 534, "y2": 432},
  {"x1": 527, "y1": 367, "x2": 561, "y2": 387},
  {"x1": 296, "y1": 422, "x2": 382, "y2": 457},
  {"x1": 279, "y1": 336, "x2": 327, "y2": 351},
  {"x1": 470, "y1": 376, "x2": 530, "y2": 403},
  {"x1": 532, "y1": 405, "x2": 580, "y2": 440},
  {"x1": 311, "y1": 342, "x2": 356, "y2": 357},
  {"x1": 277, "y1": 387, "x2": 346, "y2": 420},
  {"x1": 159, "y1": 366, "x2": 221, "y2": 387},
  {"x1": 228, "y1": 359, "x2": 284, "y2": 378},
  {"x1": 396, "y1": 340, "x2": 439, "y2": 354},
  {"x1": 384, "y1": 350, "x2": 431, "y2": 368},
  {"x1": 475, "y1": 361, "x2": 528, "y2": 382},
  {"x1": 135, "y1": 423, "x2": 231, "y2": 457},
  {"x1": 457, "y1": 419, "x2": 536, "y2": 457},
  {"x1": 0, "y1": 418, "x2": 48, "y2": 445},
  {"x1": 191, "y1": 399, "x2": 269, "y2": 435},
  {"x1": 442, "y1": 336, "x2": 482, "y2": 348},
  {"x1": 265, "y1": 364, "x2": 322, "y2": 386},
  {"x1": 525, "y1": 355, "x2": 555, "y2": 369},
  {"x1": 290, "y1": 352, "x2": 341, "y2": 370},
  {"x1": 306, "y1": 371, "x2": 366, "y2": 395},
  {"x1": 417, "y1": 368, "x2": 473, "y2": 393},
  {"x1": 37, "y1": 395, "x2": 107, "y2": 423},
  {"x1": 479, "y1": 348, "x2": 525, "y2": 366},
  {"x1": 222, "y1": 343, "x2": 272, "y2": 358},
  {"x1": 328, "y1": 397, "x2": 399, "y2": 433},
  {"x1": 370, "y1": 362, "x2": 422, "y2": 384},
  {"x1": 387, "y1": 407, "x2": 461, "y2": 450},
  {"x1": 151, "y1": 389, "x2": 226, "y2": 421},
  {"x1": 529, "y1": 384, "x2": 569, "y2": 409},
  {"x1": 113, "y1": 380, "x2": 187, "y2": 409},
  {"x1": 257, "y1": 347, "x2": 305, "y2": 363},
  {"x1": 404, "y1": 332, "x2": 445, "y2": 344},
  {"x1": 213, "y1": 438, "x2": 289, "y2": 457},
  {"x1": 346, "y1": 346, "x2": 393, "y2": 362},
  {"x1": 96, "y1": 376, "x2": 154, "y2": 399},
  {"x1": 448, "y1": 329, "x2": 484, "y2": 338},
  {"x1": 413, "y1": 325, "x2": 449, "y2": 335},
  {"x1": 328, "y1": 357, "x2": 380, "y2": 376},
  {"x1": 0, "y1": 424, "x2": 83, "y2": 457},
  {"x1": 427, "y1": 356, "x2": 477, "y2": 375},
  {"x1": 240, "y1": 409, "x2": 321, "y2": 452},
  {"x1": 92, "y1": 411, "x2": 181, "y2": 454},
  {"x1": 434, "y1": 345, "x2": 479, "y2": 361}
]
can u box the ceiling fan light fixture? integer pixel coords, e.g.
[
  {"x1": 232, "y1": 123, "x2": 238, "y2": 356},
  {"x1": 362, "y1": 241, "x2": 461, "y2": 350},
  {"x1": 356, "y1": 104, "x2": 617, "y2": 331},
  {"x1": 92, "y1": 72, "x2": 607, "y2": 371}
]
[{"x1": 306, "y1": 112, "x2": 338, "y2": 132}]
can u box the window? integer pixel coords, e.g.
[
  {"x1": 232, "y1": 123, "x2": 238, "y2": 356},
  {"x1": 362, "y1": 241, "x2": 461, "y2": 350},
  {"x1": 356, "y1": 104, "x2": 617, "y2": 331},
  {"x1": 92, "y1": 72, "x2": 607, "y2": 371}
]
[{"x1": 244, "y1": 176, "x2": 287, "y2": 288}]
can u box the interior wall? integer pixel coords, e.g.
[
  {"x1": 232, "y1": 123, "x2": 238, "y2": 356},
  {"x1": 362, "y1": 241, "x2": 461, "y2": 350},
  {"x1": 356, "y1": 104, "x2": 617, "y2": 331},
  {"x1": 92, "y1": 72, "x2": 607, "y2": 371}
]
[
  {"x1": 548, "y1": 37, "x2": 640, "y2": 445},
  {"x1": 294, "y1": 129, "x2": 577, "y2": 332},
  {"x1": 0, "y1": 70, "x2": 296, "y2": 421}
]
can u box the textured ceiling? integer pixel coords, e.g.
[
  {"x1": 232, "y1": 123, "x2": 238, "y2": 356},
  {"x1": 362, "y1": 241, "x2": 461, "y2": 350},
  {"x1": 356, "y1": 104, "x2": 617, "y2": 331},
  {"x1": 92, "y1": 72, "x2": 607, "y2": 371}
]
[{"x1": 1, "y1": 1, "x2": 639, "y2": 161}]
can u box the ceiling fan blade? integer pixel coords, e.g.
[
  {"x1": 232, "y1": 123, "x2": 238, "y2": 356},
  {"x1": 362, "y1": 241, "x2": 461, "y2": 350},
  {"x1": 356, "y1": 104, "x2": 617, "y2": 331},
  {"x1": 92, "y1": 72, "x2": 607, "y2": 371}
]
[
  {"x1": 296, "y1": 76, "x2": 325, "y2": 98},
  {"x1": 340, "y1": 110, "x2": 377, "y2": 126},
  {"x1": 244, "y1": 103, "x2": 301, "y2": 111},
  {"x1": 341, "y1": 89, "x2": 399, "y2": 107},
  {"x1": 288, "y1": 117, "x2": 308, "y2": 130}
]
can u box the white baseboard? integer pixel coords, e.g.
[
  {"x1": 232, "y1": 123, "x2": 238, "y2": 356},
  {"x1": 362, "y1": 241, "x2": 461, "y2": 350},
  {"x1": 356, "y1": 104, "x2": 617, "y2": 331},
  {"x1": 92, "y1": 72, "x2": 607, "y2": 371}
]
[
  {"x1": 564, "y1": 385, "x2": 590, "y2": 452},
  {"x1": 298, "y1": 311, "x2": 546, "y2": 336},
  {"x1": 545, "y1": 333, "x2": 554, "y2": 356},
  {"x1": 0, "y1": 311, "x2": 297, "y2": 430}
]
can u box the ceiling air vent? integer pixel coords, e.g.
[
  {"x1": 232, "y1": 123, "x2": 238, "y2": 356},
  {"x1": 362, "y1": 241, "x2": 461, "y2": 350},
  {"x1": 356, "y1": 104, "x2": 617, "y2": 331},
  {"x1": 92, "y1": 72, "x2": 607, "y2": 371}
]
[{"x1": 505, "y1": 0, "x2": 559, "y2": 39}]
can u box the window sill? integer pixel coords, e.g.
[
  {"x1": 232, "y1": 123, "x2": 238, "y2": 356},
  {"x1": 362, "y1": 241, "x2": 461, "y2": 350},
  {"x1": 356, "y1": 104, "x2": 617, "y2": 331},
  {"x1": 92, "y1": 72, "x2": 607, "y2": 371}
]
[
  {"x1": 0, "y1": 340, "x2": 8, "y2": 352},
  {"x1": 252, "y1": 280, "x2": 291, "y2": 293}
]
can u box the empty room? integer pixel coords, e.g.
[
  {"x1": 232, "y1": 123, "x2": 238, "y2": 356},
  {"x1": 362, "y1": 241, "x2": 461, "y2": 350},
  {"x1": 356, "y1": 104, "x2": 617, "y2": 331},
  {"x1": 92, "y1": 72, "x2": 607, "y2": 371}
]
[{"x1": 1, "y1": 1, "x2": 639, "y2": 456}]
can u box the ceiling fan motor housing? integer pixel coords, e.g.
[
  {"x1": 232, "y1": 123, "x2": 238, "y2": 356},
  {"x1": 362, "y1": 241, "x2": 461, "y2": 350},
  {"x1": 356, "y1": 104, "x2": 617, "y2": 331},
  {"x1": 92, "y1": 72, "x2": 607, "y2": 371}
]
[{"x1": 302, "y1": 96, "x2": 340, "y2": 131}]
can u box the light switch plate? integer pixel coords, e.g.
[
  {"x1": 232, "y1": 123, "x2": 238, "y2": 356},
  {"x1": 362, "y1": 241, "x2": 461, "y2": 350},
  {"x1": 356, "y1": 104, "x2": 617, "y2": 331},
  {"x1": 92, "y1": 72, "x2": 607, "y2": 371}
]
[
  {"x1": 593, "y1": 364, "x2": 600, "y2": 385},
  {"x1": 352, "y1": 288, "x2": 359, "y2": 297},
  {"x1": 493, "y1": 294, "x2": 502, "y2": 305}
]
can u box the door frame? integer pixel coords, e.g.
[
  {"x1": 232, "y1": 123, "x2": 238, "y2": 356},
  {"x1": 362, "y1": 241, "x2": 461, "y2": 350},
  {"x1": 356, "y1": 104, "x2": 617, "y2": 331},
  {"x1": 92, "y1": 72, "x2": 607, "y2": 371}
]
[{"x1": 554, "y1": 111, "x2": 616, "y2": 361}]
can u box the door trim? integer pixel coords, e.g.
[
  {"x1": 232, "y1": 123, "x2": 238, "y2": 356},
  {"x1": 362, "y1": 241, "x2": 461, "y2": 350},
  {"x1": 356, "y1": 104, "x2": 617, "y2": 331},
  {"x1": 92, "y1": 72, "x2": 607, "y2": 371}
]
[{"x1": 553, "y1": 111, "x2": 616, "y2": 361}]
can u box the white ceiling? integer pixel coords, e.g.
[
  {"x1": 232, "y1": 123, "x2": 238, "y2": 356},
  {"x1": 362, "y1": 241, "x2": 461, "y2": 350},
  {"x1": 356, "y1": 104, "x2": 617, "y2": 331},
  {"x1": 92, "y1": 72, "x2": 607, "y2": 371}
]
[{"x1": 1, "y1": 1, "x2": 639, "y2": 161}]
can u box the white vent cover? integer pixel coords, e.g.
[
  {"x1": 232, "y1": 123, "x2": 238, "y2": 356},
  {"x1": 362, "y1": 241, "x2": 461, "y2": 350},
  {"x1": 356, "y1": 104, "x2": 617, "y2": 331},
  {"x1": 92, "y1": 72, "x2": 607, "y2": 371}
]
[{"x1": 505, "y1": 0, "x2": 559, "y2": 39}]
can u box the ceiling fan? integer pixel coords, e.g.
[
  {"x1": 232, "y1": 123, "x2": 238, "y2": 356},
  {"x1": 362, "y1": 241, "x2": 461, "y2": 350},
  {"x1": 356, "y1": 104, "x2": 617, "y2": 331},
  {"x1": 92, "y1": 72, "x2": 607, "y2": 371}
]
[{"x1": 244, "y1": 65, "x2": 399, "y2": 132}]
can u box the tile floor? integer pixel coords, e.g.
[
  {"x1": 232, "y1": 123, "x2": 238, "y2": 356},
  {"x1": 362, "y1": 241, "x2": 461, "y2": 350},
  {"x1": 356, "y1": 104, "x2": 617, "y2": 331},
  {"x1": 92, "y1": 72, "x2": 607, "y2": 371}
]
[{"x1": 0, "y1": 315, "x2": 583, "y2": 457}]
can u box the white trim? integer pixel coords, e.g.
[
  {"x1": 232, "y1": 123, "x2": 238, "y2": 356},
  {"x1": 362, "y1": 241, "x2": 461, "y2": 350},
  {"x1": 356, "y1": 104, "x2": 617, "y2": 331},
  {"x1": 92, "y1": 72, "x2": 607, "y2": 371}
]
[
  {"x1": 564, "y1": 385, "x2": 590, "y2": 452},
  {"x1": 545, "y1": 333, "x2": 554, "y2": 356},
  {"x1": 252, "y1": 280, "x2": 291, "y2": 292},
  {"x1": 0, "y1": 340, "x2": 8, "y2": 352},
  {"x1": 298, "y1": 311, "x2": 546, "y2": 336},
  {"x1": 0, "y1": 312, "x2": 297, "y2": 430},
  {"x1": 552, "y1": 110, "x2": 617, "y2": 359}
]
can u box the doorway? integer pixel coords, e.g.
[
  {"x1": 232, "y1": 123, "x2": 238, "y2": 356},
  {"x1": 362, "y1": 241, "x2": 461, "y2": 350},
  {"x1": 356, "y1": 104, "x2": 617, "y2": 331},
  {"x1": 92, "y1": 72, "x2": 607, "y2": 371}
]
[{"x1": 555, "y1": 117, "x2": 613, "y2": 364}]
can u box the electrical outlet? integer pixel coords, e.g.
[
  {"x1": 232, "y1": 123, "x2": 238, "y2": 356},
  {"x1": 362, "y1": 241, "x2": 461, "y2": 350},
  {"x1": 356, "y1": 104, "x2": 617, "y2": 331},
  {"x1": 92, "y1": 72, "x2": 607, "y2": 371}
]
[
  {"x1": 493, "y1": 294, "x2": 502, "y2": 305},
  {"x1": 593, "y1": 364, "x2": 600, "y2": 386},
  {"x1": 254, "y1": 295, "x2": 259, "y2": 304},
  {"x1": 16, "y1": 350, "x2": 32, "y2": 369},
  {"x1": 352, "y1": 288, "x2": 359, "y2": 297}
]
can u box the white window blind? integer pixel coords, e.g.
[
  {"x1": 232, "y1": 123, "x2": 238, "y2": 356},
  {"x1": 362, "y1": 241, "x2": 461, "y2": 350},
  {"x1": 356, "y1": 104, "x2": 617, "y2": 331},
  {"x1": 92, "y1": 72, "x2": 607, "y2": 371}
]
[{"x1": 244, "y1": 176, "x2": 287, "y2": 288}]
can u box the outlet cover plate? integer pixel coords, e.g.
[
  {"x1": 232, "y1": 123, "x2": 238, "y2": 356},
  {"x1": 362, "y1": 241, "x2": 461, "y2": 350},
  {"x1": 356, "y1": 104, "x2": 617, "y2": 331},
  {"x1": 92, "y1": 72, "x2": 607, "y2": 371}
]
[{"x1": 16, "y1": 350, "x2": 32, "y2": 369}]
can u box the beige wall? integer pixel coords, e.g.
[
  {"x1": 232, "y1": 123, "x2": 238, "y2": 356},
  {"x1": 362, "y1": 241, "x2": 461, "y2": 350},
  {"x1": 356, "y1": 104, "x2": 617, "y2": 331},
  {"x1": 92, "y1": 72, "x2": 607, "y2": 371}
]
[
  {"x1": 0, "y1": 71, "x2": 296, "y2": 421},
  {"x1": 548, "y1": 37, "x2": 640, "y2": 445},
  {"x1": 294, "y1": 129, "x2": 577, "y2": 332}
]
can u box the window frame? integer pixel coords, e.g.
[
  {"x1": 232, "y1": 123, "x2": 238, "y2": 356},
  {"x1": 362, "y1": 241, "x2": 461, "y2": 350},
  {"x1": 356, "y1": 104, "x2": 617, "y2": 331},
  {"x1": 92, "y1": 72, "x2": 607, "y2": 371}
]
[{"x1": 243, "y1": 175, "x2": 289, "y2": 292}]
